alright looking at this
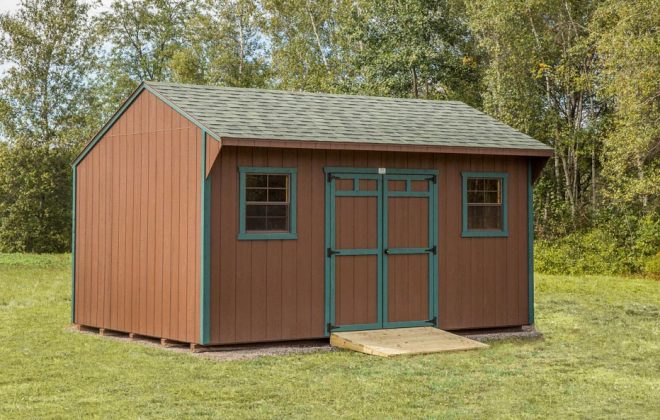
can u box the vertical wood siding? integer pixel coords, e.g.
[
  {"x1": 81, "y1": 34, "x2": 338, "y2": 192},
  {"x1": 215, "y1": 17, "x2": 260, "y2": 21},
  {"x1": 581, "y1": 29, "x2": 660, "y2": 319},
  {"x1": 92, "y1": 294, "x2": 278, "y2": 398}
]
[
  {"x1": 74, "y1": 90, "x2": 202, "y2": 343},
  {"x1": 209, "y1": 147, "x2": 530, "y2": 345}
]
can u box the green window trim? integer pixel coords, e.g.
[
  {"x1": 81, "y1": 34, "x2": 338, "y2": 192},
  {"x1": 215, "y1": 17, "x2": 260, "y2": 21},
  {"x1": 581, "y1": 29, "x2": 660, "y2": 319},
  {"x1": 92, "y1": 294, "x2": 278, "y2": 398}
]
[
  {"x1": 461, "y1": 171, "x2": 509, "y2": 238},
  {"x1": 238, "y1": 166, "x2": 298, "y2": 240}
]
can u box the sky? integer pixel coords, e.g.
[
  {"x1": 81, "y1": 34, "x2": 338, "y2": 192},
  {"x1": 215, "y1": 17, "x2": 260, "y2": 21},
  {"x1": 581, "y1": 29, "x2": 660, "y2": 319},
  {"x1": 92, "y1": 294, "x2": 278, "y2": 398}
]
[{"x1": 0, "y1": 0, "x2": 20, "y2": 13}]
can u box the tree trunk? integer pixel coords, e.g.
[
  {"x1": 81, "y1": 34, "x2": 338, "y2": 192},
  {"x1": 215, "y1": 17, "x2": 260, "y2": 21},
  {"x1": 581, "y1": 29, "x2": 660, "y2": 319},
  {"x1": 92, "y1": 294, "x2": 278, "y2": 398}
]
[{"x1": 411, "y1": 67, "x2": 418, "y2": 98}]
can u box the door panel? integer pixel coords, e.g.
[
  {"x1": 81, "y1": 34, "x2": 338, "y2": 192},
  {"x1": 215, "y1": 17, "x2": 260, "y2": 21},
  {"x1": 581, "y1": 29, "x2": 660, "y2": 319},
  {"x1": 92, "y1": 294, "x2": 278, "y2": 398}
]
[
  {"x1": 387, "y1": 197, "x2": 429, "y2": 248},
  {"x1": 335, "y1": 196, "x2": 378, "y2": 250},
  {"x1": 335, "y1": 255, "x2": 379, "y2": 326},
  {"x1": 383, "y1": 175, "x2": 435, "y2": 328},
  {"x1": 387, "y1": 254, "x2": 429, "y2": 322},
  {"x1": 328, "y1": 174, "x2": 382, "y2": 330}
]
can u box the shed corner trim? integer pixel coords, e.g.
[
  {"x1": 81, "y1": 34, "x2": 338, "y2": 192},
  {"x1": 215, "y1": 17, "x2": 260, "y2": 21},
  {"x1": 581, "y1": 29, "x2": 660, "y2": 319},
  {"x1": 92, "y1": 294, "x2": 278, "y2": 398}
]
[{"x1": 200, "y1": 130, "x2": 212, "y2": 344}]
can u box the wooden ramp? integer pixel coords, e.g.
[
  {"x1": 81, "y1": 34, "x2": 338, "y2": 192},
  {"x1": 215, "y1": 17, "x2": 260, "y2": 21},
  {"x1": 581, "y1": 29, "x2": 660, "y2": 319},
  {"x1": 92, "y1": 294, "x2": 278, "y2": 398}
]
[{"x1": 330, "y1": 327, "x2": 488, "y2": 357}]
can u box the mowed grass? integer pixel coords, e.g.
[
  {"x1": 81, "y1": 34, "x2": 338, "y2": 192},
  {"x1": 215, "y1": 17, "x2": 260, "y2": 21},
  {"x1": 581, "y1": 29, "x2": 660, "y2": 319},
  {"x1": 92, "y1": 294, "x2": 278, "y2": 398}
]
[{"x1": 0, "y1": 254, "x2": 658, "y2": 418}]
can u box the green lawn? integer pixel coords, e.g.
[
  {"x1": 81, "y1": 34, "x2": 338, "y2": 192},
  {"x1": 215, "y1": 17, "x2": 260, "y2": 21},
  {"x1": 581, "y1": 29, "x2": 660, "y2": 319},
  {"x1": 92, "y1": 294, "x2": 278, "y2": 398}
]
[{"x1": 0, "y1": 254, "x2": 658, "y2": 418}]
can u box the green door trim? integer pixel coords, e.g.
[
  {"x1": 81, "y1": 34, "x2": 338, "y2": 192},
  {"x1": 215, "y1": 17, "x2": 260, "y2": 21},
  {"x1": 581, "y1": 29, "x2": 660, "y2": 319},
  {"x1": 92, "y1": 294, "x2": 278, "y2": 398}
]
[
  {"x1": 324, "y1": 167, "x2": 439, "y2": 336},
  {"x1": 324, "y1": 171, "x2": 384, "y2": 334},
  {"x1": 382, "y1": 172, "x2": 438, "y2": 329}
]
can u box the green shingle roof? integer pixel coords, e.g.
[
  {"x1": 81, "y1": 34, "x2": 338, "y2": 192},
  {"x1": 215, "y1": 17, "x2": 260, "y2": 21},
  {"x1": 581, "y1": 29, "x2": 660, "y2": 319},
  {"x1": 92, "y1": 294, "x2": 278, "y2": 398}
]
[{"x1": 145, "y1": 81, "x2": 552, "y2": 153}]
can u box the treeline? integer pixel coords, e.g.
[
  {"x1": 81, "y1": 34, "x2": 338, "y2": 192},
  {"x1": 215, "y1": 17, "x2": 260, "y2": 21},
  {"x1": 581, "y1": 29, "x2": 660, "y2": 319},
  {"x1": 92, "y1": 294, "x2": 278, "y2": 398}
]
[{"x1": 0, "y1": 0, "x2": 657, "y2": 274}]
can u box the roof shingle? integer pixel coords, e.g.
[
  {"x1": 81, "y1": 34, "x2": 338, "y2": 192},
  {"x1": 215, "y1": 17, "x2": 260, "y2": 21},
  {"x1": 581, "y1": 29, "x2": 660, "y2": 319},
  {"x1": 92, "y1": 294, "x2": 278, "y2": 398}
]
[{"x1": 145, "y1": 81, "x2": 552, "y2": 152}]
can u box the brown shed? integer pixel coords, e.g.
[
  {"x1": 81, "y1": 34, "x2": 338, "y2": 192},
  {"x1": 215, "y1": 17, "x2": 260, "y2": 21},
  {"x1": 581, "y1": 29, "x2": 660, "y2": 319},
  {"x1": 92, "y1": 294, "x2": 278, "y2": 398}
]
[{"x1": 71, "y1": 82, "x2": 552, "y2": 345}]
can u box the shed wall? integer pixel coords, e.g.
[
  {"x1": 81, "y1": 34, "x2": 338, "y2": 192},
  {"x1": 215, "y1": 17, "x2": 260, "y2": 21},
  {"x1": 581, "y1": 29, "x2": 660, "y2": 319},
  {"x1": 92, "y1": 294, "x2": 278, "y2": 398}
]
[
  {"x1": 209, "y1": 146, "x2": 529, "y2": 345},
  {"x1": 74, "y1": 90, "x2": 202, "y2": 343}
]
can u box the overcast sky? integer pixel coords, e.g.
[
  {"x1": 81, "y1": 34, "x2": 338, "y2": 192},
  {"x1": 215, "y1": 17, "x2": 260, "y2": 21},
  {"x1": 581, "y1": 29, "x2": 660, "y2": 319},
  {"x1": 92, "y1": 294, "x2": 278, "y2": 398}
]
[{"x1": 0, "y1": 0, "x2": 20, "y2": 13}]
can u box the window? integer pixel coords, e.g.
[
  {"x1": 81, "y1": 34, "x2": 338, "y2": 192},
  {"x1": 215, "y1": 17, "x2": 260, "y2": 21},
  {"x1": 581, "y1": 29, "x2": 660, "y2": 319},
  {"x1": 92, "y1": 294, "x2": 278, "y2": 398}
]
[
  {"x1": 461, "y1": 172, "x2": 508, "y2": 237},
  {"x1": 238, "y1": 167, "x2": 297, "y2": 240}
]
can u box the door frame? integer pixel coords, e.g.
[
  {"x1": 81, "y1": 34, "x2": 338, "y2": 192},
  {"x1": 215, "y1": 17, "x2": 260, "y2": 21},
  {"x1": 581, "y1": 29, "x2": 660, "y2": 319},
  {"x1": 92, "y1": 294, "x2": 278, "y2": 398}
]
[{"x1": 323, "y1": 167, "x2": 439, "y2": 336}]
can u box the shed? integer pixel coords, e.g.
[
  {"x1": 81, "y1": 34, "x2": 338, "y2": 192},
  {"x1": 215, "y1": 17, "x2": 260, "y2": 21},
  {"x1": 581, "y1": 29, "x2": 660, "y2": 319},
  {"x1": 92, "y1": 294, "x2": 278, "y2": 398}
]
[{"x1": 71, "y1": 81, "x2": 552, "y2": 346}]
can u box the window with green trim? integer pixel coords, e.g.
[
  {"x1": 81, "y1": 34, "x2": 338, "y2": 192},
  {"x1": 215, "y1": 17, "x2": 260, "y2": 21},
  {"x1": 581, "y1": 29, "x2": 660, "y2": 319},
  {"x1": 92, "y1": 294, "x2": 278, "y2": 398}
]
[
  {"x1": 238, "y1": 167, "x2": 297, "y2": 240},
  {"x1": 461, "y1": 172, "x2": 508, "y2": 237}
]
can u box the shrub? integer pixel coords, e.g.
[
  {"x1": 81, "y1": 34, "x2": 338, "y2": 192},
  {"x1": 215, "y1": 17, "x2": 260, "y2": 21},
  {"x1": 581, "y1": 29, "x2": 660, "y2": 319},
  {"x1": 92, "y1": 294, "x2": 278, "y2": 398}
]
[
  {"x1": 535, "y1": 214, "x2": 660, "y2": 276},
  {"x1": 644, "y1": 252, "x2": 660, "y2": 278}
]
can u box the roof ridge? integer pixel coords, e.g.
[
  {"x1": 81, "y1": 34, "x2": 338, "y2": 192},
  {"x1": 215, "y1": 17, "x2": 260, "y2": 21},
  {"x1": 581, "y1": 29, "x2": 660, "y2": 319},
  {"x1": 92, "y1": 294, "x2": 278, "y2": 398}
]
[{"x1": 144, "y1": 80, "x2": 467, "y2": 105}]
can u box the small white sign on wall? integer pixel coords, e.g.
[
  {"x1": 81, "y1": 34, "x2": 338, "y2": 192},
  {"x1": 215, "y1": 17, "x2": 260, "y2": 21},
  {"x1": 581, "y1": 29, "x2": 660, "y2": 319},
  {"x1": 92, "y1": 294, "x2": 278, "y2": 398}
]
[{"x1": 378, "y1": 167, "x2": 386, "y2": 175}]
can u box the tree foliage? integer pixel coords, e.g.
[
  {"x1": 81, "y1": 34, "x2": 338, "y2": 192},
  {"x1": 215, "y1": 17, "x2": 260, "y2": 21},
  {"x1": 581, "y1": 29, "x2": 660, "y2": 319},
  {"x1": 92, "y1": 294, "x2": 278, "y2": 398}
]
[
  {"x1": 594, "y1": 0, "x2": 659, "y2": 214},
  {"x1": 0, "y1": 0, "x2": 657, "y2": 268},
  {"x1": 0, "y1": 0, "x2": 99, "y2": 252}
]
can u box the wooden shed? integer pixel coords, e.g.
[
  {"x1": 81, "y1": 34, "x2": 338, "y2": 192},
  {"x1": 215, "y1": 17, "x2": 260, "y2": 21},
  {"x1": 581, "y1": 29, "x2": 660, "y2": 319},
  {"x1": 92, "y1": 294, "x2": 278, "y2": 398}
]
[{"x1": 71, "y1": 81, "x2": 552, "y2": 346}]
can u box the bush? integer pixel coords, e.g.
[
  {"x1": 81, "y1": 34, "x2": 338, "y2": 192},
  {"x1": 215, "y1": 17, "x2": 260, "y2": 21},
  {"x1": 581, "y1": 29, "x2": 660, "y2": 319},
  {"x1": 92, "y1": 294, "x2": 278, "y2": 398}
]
[
  {"x1": 644, "y1": 252, "x2": 660, "y2": 278},
  {"x1": 0, "y1": 143, "x2": 72, "y2": 253},
  {"x1": 535, "y1": 214, "x2": 660, "y2": 276}
]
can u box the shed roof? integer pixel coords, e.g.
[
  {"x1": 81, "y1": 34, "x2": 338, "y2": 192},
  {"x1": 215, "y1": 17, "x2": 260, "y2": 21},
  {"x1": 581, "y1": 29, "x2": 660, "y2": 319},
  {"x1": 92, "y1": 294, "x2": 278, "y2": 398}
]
[{"x1": 145, "y1": 81, "x2": 552, "y2": 155}]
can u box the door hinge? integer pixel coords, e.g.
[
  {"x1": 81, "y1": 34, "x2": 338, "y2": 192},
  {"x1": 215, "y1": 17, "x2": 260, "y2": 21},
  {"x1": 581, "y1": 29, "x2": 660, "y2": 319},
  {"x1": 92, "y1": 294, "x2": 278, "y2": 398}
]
[
  {"x1": 427, "y1": 174, "x2": 437, "y2": 184},
  {"x1": 426, "y1": 245, "x2": 437, "y2": 255},
  {"x1": 327, "y1": 323, "x2": 338, "y2": 332},
  {"x1": 327, "y1": 248, "x2": 339, "y2": 258},
  {"x1": 427, "y1": 316, "x2": 437, "y2": 325},
  {"x1": 327, "y1": 173, "x2": 338, "y2": 183}
]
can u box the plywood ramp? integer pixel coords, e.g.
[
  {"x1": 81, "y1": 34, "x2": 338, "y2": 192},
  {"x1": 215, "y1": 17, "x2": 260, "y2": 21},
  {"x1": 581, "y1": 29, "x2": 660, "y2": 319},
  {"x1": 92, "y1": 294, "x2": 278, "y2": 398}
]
[{"x1": 330, "y1": 327, "x2": 487, "y2": 357}]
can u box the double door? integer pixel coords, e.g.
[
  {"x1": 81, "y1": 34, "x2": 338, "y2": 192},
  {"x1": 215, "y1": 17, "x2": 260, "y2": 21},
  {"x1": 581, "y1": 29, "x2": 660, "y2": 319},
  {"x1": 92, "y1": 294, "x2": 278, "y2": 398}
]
[{"x1": 325, "y1": 168, "x2": 438, "y2": 333}]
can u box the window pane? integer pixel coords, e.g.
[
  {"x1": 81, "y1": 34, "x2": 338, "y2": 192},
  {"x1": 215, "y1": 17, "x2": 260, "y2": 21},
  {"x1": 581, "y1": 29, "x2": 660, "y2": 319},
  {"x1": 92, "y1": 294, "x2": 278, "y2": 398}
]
[
  {"x1": 246, "y1": 217, "x2": 267, "y2": 231},
  {"x1": 246, "y1": 204, "x2": 267, "y2": 217},
  {"x1": 468, "y1": 205, "x2": 502, "y2": 230},
  {"x1": 268, "y1": 188, "x2": 287, "y2": 202},
  {"x1": 246, "y1": 188, "x2": 267, "y2": 202},
  {"x1": 246, "y1": 174, "x2": 267, "y2": 188},
  {"x1": 268, "y1": 175, "x2": 287, "y2": 188},
  {"x1": 267, "y1": 217, "x2": 287, "y2": 231},
  {"x1": 267, "y1": 205, "x2": 288, "y2": 217},
  {"x1": 467, "y1": 178, "x2": 482, "y2": 191},
  {"x1": 467, "y1": 206, "x2": 483, "y2": 229},
  {"x1": 467, "y1": 191, "x2": 483, "y2": 204},
  {"x1": 482, "y1": 206, "x2": 502, "y2": 230},
  {"x1": 485, "y1": 191, "x2": 500, "y2": 204},
  {"x1": 484, "y1": 179, "x2": 500, "y2": 192}
]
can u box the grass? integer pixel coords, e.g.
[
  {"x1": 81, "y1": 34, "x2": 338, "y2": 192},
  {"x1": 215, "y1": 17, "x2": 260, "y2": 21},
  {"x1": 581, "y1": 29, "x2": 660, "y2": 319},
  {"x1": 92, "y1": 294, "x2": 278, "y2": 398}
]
[{"x1": 0, "y1": 254, "x2": 658, "y2": 418}]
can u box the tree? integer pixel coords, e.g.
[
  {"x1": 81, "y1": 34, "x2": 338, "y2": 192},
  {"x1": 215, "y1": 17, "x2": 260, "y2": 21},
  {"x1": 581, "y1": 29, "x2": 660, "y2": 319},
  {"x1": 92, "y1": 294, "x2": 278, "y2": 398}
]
[
  {"x1": 594, "y1": 0, "x2": 659, "y2": 214},
  {"x1": 98, "y1": 0, "x2": 197, "y2": 102},
  {"x1": 0, "y1": 0, "x2": 100, "y2": 252},
  {"x1": 261, "y1": 0, "x2": 358, "y2": 92},
  {"x1": 172, "y1": 0, "x2": 270, "y2": 87},
  {"x1": 466, "y1": 0, "x2": 607, "y2": 232},
  {"x1": 347, "y1": 0, "x2": 483, "y2": 105},
  {"x1": 0, "y1": 0, "x2": 100, "y2": 150}
]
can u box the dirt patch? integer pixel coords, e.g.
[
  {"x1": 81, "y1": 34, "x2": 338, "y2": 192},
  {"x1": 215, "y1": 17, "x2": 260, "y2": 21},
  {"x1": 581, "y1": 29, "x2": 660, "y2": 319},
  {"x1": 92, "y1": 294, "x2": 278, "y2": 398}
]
[
  {"x1": 69, "y1": 326, "x2": 333, "y2": 360},
  {"x1": 196, "y1": 340, "x2": 333, "y2": 361},
  {"x1": 465, "y1": 326, "x2": 543, "y2": 343}
]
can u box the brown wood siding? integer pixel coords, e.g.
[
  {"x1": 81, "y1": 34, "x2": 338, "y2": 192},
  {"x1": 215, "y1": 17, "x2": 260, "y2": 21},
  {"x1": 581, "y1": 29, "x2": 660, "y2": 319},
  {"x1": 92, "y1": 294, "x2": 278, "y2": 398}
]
[
  {"x1": 209, "y1": 147, "x2": 529, "y2": 345},
  {"x1": 74, "y1": 90, "x2": 202, "y2": 343}
]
